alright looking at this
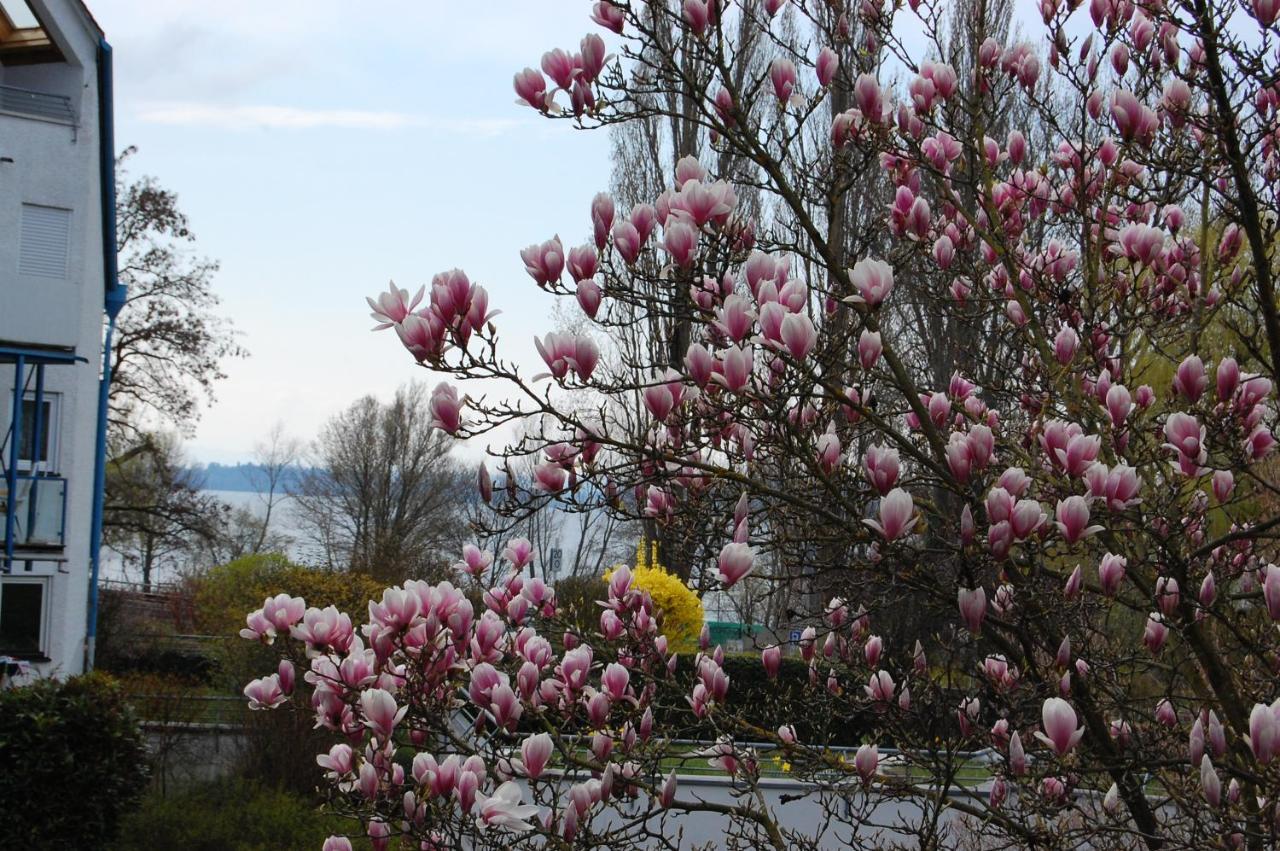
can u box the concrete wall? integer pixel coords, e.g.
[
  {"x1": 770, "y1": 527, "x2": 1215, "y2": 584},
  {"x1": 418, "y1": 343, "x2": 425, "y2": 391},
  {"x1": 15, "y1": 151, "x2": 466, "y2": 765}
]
[{"x1": 0, "y1": 0, "x2": 106, "y2": 679}]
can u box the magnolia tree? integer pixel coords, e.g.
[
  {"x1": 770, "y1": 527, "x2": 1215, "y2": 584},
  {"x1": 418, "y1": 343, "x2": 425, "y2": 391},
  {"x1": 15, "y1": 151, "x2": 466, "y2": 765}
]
[{"x1": 245, "y1": 0, "x2": 1280, "y2": 847}]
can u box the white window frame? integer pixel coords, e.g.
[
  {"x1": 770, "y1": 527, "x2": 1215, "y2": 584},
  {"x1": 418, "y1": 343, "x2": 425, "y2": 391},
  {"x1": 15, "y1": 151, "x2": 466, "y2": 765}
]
[
  {"x1": 14, "y1": 391, "x2": 61, "y2": 474},
  {"x1": 0, "y1": 575, "x2": 51, "y2": 659}
]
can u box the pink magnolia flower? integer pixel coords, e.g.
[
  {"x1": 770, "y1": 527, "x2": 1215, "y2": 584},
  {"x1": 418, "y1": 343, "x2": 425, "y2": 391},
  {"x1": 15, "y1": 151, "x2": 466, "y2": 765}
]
[
  {"x1": 533, "y1": 463, "x2": 568, "y2": 492},
  {"x1": 1055, "y1": 496, "x2": 1103, "y2": 544},
  {"x1": 1010, "y1": 499, "x2": 1047, "y2": 539},
  {"x1": 601, "y1": 663, "x2": 630, "y2": 701},
  {"x1": 854, "y1": 743, "x2": 879, "y2": 783},
  {"x1": 858, "y1": 330, "x2": 882, "y2": 370},
  {"x1": 1111, "y1": 89, "x2": 1157, "y2": 143},
  {"x1": 958, "y1": 587, "x2": 987, "y2": 634},
  {"x1": 290, "y1": 605, "x2": 354, "y2": 655},
  {"x1": 770, "y1": 58, "x2": 798, "y2": 103},
  {"x1": 717, "y1": 345, "x2": 754, "y2": 393},
  {"x1": 429, "y1": 383, "x2": 464, "y2": 434},
  {"x1": 718, "y1": 541, "x2": 756, "y2": 586},
  {"x1": 853, "y1": 73, "x2": 883, "y2": 119},
  {"x1": 1173, "y1": 355, "x2": 1207, "y2": 402},
  {"x1": 513, "y1": 68, "x2": 549, "y2": 110},
  {"x1": 663, "y1": 219, "x2": 699, "y2": 267},
  {"x1": 1255, "y1": 0, "x2": 1280, "y2": 25},
  {"x1": 360, "y1": 688, "x2": 407, "y2": 738},
  {"x1": 591, "y1": 1, "x2": 626, "y2": 33},
  {"x1": 476, "y1": 781, "x2": 539, "y2": 832},
  {"x1": 244, "y1": 674, "x2": 287, "y2": 710},
  {"x1": 1143, "y1": 612, "x2": 1169, "y2": 654},
  {"x1": 762, "y1": 645, "x2": 781, "y2": 679},
  {"x1": 1036, "y1": 697, "x2": 1084, "y2": 756},
  {"x1": 643, "y1": 383, "x2": 675, "y2": 422},
  {"x1": 863, "y1": 445, "x2": 900, "y2": 495},
  {"x1": 1105, "y1": 384, "x2": 1133, "y2": 427},
  {"x1": 1009, "y1": 731, "x2": 1027, "y2": 775},
  {"x1": 659, "y1": 769, "x2": 678, "y2": 808},
  {"x1": 698, "y1": 738, "x2": 740, "y2": 775},
  {"x1": 611, "y1": 220, "x2": 643, "y2": 264},
  {"x1": 780, "y1": 313, "x2": 816, "y2": 360},
  {"x1": 682, "y1": 0, "x2": 710, "y2": 35},
  {"x1": 816, "y1": 47, "x2": 839, "y2": 88},
  {"x1": 847, "y1": 258, "x2": 895, "y2": 306},
  {"x1": 864, "y1": 488, "x2": 914, "y2": 541},
  {"x1": 1098, "y1": 553, "x2": 1127, "y2": 597},
  {"x1": 567, "y1": 244, "x2": 598, "y2": 284},
  {"x1": 239, "y1": 608, "x2": 276, "y2": 644},
  {"x1": 672, "y1": 179, "x2": 737, "y2": 226},
  {"x1": 1201, "y1": 755, "x2": 1222, "y2": 807},
  {"x1": 1155, "y1": 576, "x2": 1180, "y2": 617},
  {"x1": 1053, "y1": 326, "x2": 1079, "y2": 365},
  {"x1": 1263, "y1": 564, "x2": 1280, "y2": 621},
  {"x1": 1164, "y1": 412, "x2": 1205, "y2": 466},
  {"x1": 1217, "y1": 357, "x2": 1241, "y2": 400},
  {"x1": 521, "y1": 236, "x2": 565, "y2": 286},
  {"x1": 519, "y1": 733, "x2": 554, "y2": 779},
  {"x1": 1118, "y1": 224, "x2": 1164, "y2": 266},
  {"x1": 367, "y1": 281, "x2": 424, "y2": 329},
  {"x1": 865, "y1": 670, "x2": 895, "y2": 704},
  {"x1": 863, "y1": 634, "x2": 883, "y2": 668}
]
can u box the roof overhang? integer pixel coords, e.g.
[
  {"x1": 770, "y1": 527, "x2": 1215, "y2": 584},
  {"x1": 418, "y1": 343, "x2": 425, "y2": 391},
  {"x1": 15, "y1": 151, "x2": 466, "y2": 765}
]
[
  {"x1": 0, "y1": 341, "x2": 83, "y2": 365},
  {"x1": 0, "y1": 1, "x2": 65, "y2": 65}
]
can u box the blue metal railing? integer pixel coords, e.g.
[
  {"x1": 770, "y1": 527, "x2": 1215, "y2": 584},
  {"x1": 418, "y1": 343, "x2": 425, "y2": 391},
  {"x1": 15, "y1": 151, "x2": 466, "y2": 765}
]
[
  {"x1": 0, "y1": 474, "x2": 66, "y2": 548},
  {"x1": 0, "y1": 84, "x2": 74, "y2": 124}
]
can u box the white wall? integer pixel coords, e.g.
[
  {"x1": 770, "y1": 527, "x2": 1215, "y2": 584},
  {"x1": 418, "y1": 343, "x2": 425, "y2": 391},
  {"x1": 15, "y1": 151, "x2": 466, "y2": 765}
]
[{"x1": 0, "y1": 0, "x2": 106, "y2": 679}]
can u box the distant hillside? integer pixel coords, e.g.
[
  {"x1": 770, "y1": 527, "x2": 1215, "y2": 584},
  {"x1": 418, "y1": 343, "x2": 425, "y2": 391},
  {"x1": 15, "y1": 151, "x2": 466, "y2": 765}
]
[{"x1": 193, "y1": 462, "x2": 312, "y2": 493}]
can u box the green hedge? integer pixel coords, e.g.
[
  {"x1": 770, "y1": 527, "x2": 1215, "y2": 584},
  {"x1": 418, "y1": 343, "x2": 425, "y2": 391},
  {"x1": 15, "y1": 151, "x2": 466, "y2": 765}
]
[
  {"x1": 112, "y1": 779, "x2": 367, "y2": 851},
  {"x1": 652, "y1": 653, "x2": 876, "y2": 747},
  {"x1": 0, "y1": 673, "x2": 150, "y2": 849}
]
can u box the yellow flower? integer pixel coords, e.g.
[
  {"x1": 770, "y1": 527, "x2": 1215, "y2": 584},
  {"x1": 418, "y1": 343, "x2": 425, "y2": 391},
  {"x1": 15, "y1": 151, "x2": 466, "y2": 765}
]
[{"x1": 605, "y1": 542, "x2": 704, "y2": 647}]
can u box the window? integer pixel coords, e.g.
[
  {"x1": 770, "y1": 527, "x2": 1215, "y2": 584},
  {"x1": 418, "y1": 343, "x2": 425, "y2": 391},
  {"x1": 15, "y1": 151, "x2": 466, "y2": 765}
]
[
  {"x1": 18, "y1": 204, "x2": 71, "y2": 279},
  {"x1": 16, "y1": 393, "x2": 59, "y2": 472},
  {"x1": 0, "y1": 578, "x2": 47, "y2": 658}
]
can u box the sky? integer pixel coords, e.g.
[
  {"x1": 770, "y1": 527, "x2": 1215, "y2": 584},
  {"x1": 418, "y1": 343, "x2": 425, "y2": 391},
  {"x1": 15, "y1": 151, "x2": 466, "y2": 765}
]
[
  {"x1": 93, "y1": 0, "x2": 616, "y2": 463},
  {"x1": 88, "y1": 0, "x2": 1054, "y2": 466}
]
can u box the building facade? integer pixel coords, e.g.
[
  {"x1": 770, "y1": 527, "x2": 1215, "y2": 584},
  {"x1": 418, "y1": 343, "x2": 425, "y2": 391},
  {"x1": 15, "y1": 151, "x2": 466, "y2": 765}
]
[{"x1": 0, "y1": 0, "x2": 119, "y2": 679}]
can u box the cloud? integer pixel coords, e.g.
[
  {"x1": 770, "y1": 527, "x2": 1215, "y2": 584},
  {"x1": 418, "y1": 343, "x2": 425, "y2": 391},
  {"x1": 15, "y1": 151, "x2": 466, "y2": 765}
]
[{"x1": 133, "y1": 101, "x2": 519, "y2": 135}]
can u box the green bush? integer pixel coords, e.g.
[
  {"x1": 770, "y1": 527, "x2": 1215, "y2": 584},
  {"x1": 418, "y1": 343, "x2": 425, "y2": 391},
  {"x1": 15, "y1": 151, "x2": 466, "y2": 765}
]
[
  {"x1": 650, "y1": 653, "x2": 876, "y2": 747},
  {"x1": 190, "y1": 554, "x2": 384, "y2": 794},
  {"x1": 191, "y1": 553, "x2": 385, "y2": 643},
  {"x1": 113, "y1": 778, "x2": 365, "y2": 851},
  {"x1": 0, "y1": 672, "x2": 150, "y2": 849}
]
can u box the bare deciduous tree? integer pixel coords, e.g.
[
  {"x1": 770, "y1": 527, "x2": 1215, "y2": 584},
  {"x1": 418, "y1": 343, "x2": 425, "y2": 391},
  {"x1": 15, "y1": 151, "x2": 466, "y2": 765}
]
[
  {"x1": 110, "y1": 147, "x2": 244, "y2": 440},
  {"x1": 292, "y1": 383, "x2": 468, "y2": 582}
]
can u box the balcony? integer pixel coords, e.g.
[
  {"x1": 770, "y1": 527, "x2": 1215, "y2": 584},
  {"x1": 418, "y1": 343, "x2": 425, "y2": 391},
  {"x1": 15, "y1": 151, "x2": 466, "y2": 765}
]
[
  {"x1": 0, "y1": 83, "x2": 73, "y2": 124},
  {"x1": 0, "y1": 475, "x2": 66, "y2": 549}
]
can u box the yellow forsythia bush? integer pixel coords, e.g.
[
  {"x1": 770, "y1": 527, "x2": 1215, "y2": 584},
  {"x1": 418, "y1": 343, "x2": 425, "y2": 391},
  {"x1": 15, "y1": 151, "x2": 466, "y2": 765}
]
[{"x1": 605, "y1": 541, "x2": 704, "y2": 647}]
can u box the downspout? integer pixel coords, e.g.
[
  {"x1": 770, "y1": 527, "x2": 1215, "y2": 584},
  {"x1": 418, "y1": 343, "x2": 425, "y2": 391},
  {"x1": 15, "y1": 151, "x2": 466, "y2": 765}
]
[{"x1": 86, "y1": 38, "x2": 125, "y2": 672}]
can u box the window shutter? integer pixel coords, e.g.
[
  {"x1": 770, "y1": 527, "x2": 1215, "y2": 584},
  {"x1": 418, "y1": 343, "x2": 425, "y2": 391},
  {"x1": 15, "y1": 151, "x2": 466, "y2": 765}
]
[{"x1": 18, "y1": 204, "x2": 71, "y2": 279}]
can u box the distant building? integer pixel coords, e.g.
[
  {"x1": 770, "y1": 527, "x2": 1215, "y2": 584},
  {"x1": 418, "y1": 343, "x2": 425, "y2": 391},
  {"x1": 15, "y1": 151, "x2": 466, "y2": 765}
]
[{"x1": 0, "y1": 0, "x2": 121, "y2": 679}]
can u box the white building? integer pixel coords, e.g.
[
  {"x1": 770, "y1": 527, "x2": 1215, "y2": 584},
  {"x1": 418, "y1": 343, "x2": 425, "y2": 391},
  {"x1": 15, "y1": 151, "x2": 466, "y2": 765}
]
[{"x1": 0, "y1": 0, "x2": 120, "y2": 679}]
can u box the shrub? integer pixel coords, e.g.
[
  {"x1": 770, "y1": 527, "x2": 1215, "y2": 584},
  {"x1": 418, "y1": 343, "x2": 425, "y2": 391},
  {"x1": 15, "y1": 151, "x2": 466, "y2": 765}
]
[
  {"x1": 0, "y1": 673, "x2": 150, "y2": 849},
  {"x1": 606, "y1": 541, "x2": 704, "y2": 647},
  {"x1": 191, "y1": 553, "x2": 384, "y2": 641},
  {"x1": 112, "y1": 778, "x2": 365, "y2": 851},
  {"x1": 551, "y1": 573, "x2": 606, "y2": 637},
  {"x1": 191, "y1": 554, "x2": 385, "y2": 794}
]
